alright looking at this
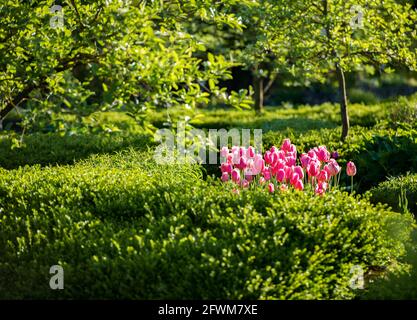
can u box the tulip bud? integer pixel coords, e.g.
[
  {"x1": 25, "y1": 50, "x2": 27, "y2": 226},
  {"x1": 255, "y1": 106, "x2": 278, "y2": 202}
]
[{"x1": 346, "y1": 161, "x2": 357, "y2": 176}]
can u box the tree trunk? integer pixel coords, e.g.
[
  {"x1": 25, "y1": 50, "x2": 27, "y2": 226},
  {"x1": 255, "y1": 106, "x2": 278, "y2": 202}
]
[
  {"x1": 336, "y1": 65, "x2": 349, "y2": 141},
  {"x1": 254, "y1": 75, "x2": 264, "y2": 113}
]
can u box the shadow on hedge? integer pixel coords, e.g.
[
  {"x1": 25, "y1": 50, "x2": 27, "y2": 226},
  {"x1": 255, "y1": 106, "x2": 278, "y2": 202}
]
[{"x1": 0, "y1": 132, "x2": 155, "y2": 169}]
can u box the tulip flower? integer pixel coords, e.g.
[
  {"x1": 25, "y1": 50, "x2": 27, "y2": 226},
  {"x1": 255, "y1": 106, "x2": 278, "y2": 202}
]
[
  {"x1": 220, "y1": 162, "x2": 232, "y2": 174},
  {"x1": 246, "y1": 146, "x2": 255, "y2": 158},
  {"x1": 294, "y1": 179, "x2": 304, "y2": 191},
  {"x1": 236, "y1": 156, "x2": 248, "y2": 170},
  {"x1": 264, "y1": 151, "x2": 272, "y2": 165},
  {"x1": 259, "y1": 177, "x2": 266, "y2": 185},
  {"x1": 220, "y1": 146, "x2": 229, "y2": 158},
  {"x1": 262, "y1": 168, "x2": 271, "y2": 181},
  {"x1": 346, "y1": 161, "x2": 357, "y2": 194},
  {"x1": 326, "y1": 159, "x2": 341, "y2": 176},
  {"x1": 307, "y1": 160, "x2": 320, "y2": 177},
  {"x1": 300, "y1": 153, "x2": 310, "y2": 168},
  {"x1": 308, "y1": 149, "x2": 318, "y2": 160},
  {"x1": 346, "y1": 161, "x2": 357, "y2": 176},
  {"x1": 254, "y1": 155, "x2": 265, "y2": 174},
  {"x1": 286, "y1": 156, "x2": 296, "y2": 167},
  {"x1": 316, "y1": 146, "x2": 330, "y2": 162},
  {"x1": 294, "y1": 166, "x2": 304, "y2": 180},
  {"x1": 290, "y1": 172, "x2": 300, "y2": 186},
  {"x1": 231, "y1": 169, "x2": 240, "y2": 184},
  {"x1": 276, "y1": 169, "x2": 286, "y2": 183},
  {"x1": 281, "y1": 139, "x2": 291, "y2": 152},
  {"x1": 270, "y1": 146, "x2": 279, "y2": 154},
  {"x1": 317, "y1": 169, "x2": 329, "y2": 183},
  {"x1": 315, "y1": 182, "x2": 328, "y2": 196},
  {"x1": 242, "y1": 179, "x2": 249, "y2": 188},
  {"x1": 221, "y1": 172, "x2": 229, "y2": 182},
  {"x1": 268, "y1": 183, "x2": 275, "y2": 193}
]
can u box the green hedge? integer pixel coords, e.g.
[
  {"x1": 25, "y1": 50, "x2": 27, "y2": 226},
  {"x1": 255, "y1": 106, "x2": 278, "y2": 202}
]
[
  {"x1": 0, "y1": 132, "x2": 154, "y2": 169},
  {"x1": 370, "y1": 174, "x2": 417, "y2": 216},
  {"x1": 0, "y1": 150, "x2": 414, "y2": 299}
]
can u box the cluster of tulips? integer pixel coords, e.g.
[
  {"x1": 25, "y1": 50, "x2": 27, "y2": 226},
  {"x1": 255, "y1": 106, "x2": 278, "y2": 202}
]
[{"x1": 219, "y1": 139, "x2": 357, "y2": 195}]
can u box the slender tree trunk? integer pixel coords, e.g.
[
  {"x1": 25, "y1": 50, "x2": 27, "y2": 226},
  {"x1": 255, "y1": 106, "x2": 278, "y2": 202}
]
[
  {"x1": 336, "y1": 65, "x2": 349, "y2": 141},
  {"x1": 254, "y1": 75, "x2": 264, "y2": 113}
]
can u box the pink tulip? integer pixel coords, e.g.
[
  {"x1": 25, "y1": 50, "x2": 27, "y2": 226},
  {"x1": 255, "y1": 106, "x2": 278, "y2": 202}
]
[
  {"x1": 281, "y1": 139, "x2": 292, "y2": 152},
  {"x1": 259, "y1": 177, "x2": 266, "y2": 185},
  {"x1": 246, "y1": 146, "x2": 255, "y2": 158},
  {"x1": 244, "y1": 171, "x2": 254, "y2": 182},
  {"x1": 268, "y1": 183, "x2": 275, "y2": 193},
  {"x1": 270, "y1": 152, "x2": 279, "y2": 167},
  {"x1": 231, "y1": 169, "x2": 240, "y2": 183},
  {"x1": 254, "y1": 155, "x2": 265, "y2": 174},
  {"x1": 277, "y1": 150, "x2": 286, "y2": 161},
  {"x1": 231, "y1": 146, "x2": 239, "y2": 154},
  {"x1": 270, "y1": 146, "x2": 279, "y2": 154},
  {"x1": 290, "y1": 172, "x2": 300, "y2": 186},
  {"x1": 264, "y1": 151, "x2": 272, "y2": 165},
  {"x1": 221, "y1": 172, "x2": 229, "y2": 182},
  {"x1": 294, "y1": 165, "x2": 304, "y2": 180},
  {"x1": 326, "y1": 159, "x2": 341, "y2": 176},
  {"x1": 286, "y1": 156, "x2": 296, "y2": 167},
  {"x1": 232, "y1": 151, "x2": 240, "y2": 165},
  {"x1": 307, "y1": 160, "x2": 320, "y2": 177},
  {"x1": 232, "y1": 188, "x2": 240, "y2": 195},
  {"x1": 316, "y1": 146, "x2": 330, "y2": 162},
  {"x1": 262, "y1": 168, "x2": 271, "y2": 181},
  {"x1": 315, "y1": 182, "x2": 328, "y2": 196},
  {"x1": 236, "y1": 156, "x2": 247, "y2": 170},
  {"x1": 220, "y1": 146, "x2": 229, "y2": 158},
  {"x1": 242, "y1": 179, "x2": 249, "y2": 188},
  {"x1": 275, "y1": 159, "x2": 286, "y2": 170},
  {"x1": 294, "y1": 179, "x2": 304, "y2": 191},
  {"x1": 239, "y1": 147, "x2": 246, "y2": 157},
  {"x1": 346, "y1": 161, "x2": 357, "y2": 176},
  {"x1": 220, "y1": 162, "x2": 232, "y2": 174},
  {"x1": 317, "y1": 169, "x2": 329, "y2": 182},
  {"x1": 276, "y1": 169, "x2": 286, "y2": 182},
  {"x1": 300, "y1": 153, "x2": 310, "y2": 168},
  {"x1": 289, "y1": 144, "x2": 297, "y2": 156},
  {"x1": 308, "y1": 149, "x2": 318, "y2": 160}
]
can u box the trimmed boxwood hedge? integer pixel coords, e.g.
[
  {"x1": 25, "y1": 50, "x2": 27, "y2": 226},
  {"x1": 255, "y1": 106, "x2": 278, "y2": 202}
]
[{"x1": 0, "y1": 150, "x2": 414, "y2": 299}]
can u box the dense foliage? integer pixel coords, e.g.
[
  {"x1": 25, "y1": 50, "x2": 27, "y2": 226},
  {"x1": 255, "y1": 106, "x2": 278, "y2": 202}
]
[{"x1": 0, "y1": 150, "x2": 414, "y2": 299}]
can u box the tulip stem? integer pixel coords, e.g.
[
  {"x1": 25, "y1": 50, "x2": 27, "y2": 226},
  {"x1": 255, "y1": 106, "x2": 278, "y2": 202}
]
[{"x1": 351, "y1": 176, "x2": 354, "y2": 194}]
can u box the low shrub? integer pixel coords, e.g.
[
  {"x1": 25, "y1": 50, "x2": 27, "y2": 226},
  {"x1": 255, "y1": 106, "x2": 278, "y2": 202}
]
[
  {"x1": 0, "y1": 150, "x2": 414, "y2": 299},
  {"x1": 0, "y1": 132, "x2": 154, "y2": 169},
  {"x1": 370, "y1": 174, "x2": 417, "y2": 216}
]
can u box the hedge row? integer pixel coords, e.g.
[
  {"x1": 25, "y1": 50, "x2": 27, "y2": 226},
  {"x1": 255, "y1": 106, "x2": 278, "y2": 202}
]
[
  {"x1": 370, "y1": 173, "x2": 417, "y2": 216},
  {"x1": 0, "y1": 150, "x2": 414, "y2": 299}
]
